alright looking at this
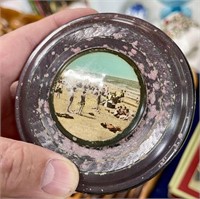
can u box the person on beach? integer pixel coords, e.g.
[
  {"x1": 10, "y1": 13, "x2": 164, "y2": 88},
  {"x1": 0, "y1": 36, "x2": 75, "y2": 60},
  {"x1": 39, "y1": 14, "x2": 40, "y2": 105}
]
[
  {"x1": 55, "y1": 80, "x2": 63, "y2": 98},
  {"x1": 96, "y1": 91, "x2": 101, "y2": 112},
  {"x1": 67, "y1": 87, "x2": 76, "y2": 112},
  {"x1": 78, "y1": 91, "x2": 86, "y2": 115}
]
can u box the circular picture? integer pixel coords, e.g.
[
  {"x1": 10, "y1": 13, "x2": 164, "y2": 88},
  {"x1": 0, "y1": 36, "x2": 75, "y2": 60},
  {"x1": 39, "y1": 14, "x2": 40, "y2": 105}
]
[{"x1": 51, "y1": 51, "x2": 142, "y2": 145}]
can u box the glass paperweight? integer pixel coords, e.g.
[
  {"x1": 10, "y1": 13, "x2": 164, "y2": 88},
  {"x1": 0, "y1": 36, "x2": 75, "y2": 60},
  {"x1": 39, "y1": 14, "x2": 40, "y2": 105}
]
[{"x1": 15, "y1": 13, "x2": 195, "y2": 194}]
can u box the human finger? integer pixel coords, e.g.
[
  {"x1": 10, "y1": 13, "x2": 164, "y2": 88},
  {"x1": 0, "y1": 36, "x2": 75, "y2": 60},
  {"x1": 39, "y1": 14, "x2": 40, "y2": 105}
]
[{"x1": 0, "y1": 137, "x2": 79, "y2": 199}]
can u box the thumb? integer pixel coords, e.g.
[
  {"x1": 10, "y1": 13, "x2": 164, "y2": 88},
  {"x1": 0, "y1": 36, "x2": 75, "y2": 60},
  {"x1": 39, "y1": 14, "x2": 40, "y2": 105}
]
[{"x1": 0, "y1": 137, "x2": 79, "y2": 199}]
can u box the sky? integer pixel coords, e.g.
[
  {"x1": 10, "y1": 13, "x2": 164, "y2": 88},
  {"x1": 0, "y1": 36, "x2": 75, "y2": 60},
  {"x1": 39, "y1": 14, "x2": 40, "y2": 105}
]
[{"x1": 65, "y1": 52, "x2": 138, "y2": 81}]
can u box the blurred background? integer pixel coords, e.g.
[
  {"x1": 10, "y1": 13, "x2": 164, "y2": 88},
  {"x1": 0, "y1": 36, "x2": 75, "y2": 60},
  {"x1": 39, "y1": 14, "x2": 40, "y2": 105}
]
[{"x1": 0, "y1": 0, "x2": 199, "y2": 198}]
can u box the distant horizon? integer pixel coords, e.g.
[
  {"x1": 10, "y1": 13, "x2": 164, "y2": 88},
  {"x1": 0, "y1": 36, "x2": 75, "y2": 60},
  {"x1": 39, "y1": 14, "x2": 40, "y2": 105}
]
[{"x1": 64, "y1": 51, "x2": 139, "y2": 81}]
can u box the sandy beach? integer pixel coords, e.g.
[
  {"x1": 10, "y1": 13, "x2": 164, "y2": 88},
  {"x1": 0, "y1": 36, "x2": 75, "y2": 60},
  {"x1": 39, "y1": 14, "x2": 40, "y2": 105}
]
[{"x1": 53, "y1": 80, "x2": 140, "y2": 142}]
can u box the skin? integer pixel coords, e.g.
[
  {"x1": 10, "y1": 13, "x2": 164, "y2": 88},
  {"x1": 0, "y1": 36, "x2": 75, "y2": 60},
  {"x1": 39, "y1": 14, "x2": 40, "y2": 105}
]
[{"x1": 0, "y1": 8, "x2": 96, "y2": 199}]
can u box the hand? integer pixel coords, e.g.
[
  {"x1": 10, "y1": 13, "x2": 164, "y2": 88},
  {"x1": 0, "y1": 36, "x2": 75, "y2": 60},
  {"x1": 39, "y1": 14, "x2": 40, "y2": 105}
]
[{"x1": 0, "y1": 8, "x2": 96, "y2": 199}]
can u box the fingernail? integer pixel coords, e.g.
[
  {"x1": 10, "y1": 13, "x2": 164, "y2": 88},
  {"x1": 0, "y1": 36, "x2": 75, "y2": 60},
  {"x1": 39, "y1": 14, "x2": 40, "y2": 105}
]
[{"x1": 41, "y1": 159, "x2": 78, "y2": 197}]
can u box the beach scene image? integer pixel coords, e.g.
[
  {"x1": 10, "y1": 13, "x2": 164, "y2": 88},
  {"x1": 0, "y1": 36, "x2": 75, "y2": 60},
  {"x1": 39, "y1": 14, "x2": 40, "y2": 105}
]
[{"x1": 52, "y1": 51, "x2": 141, "y2": 143}]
